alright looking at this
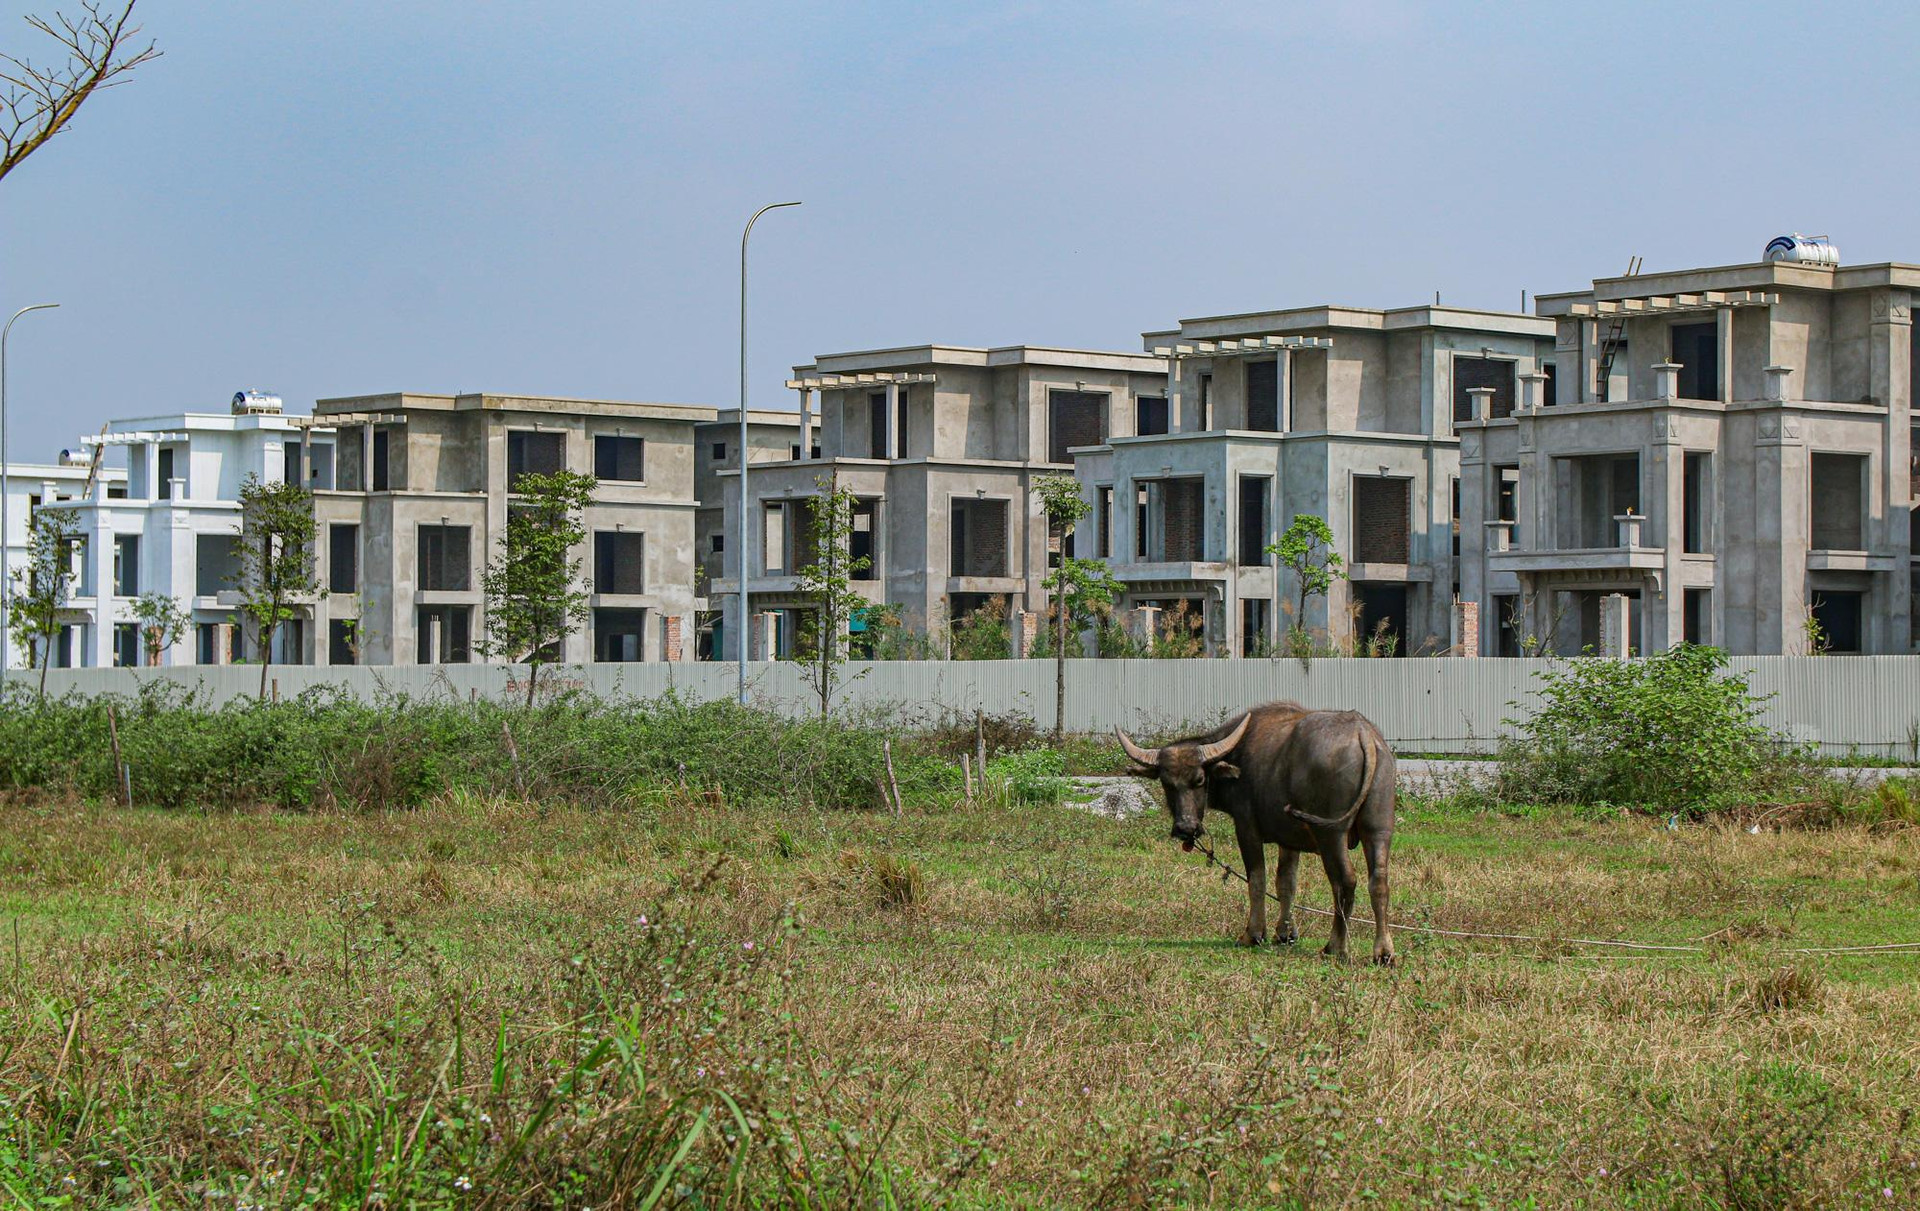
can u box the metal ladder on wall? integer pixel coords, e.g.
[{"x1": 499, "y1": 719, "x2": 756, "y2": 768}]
[{"x1": 1593, "y1": 255, "x2": 1641, "y2": 401}]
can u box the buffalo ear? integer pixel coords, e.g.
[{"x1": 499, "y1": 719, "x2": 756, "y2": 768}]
[
  {"x1": 1209, "y1": 762, "x2": 1242, "y2": 781},
  {"x1": 1125, "y1": 761, "x2": 1159, "y2": 779}
]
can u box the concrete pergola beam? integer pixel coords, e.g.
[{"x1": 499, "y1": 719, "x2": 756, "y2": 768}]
[{"x1": 1149, "y1": 334, "x2": 1334, "y2": 359}]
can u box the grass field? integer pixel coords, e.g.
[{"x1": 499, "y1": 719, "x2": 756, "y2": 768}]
[{"x1": 3, "y1": 782, "x2": 1919, "y2": 1208}]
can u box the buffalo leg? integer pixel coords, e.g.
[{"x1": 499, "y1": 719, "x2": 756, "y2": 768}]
[
  {"x1": 1314, "y1": 836, "x2": 1358, "y2": 962},
  {"x1": 1235, "y1": 822, "x2": 1267, "y2": 946},
  {"x1": 1363, "y1": 831, "x2": 1395, "y2": 965},
  {"x1": 1272, "y1": 849, "x2": 1301, "y2": 944}
]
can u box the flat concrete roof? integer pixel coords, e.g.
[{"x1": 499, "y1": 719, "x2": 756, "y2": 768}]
[
  {"x1": 1534, "y1": 259, "x2": 1920, "y2": 315},
  {"x1": 706, "y1": 408, "x2": 801, "y2": 426},
  {"x1": 314, "y1": 392, "x2": 720, "y2": 423},
  {"x1": 1151, "y1": 303, "x2": 1552, "y2": 347},
  {"x1": 800, "y1": 344, "x2": 1167, "y2": 377}
]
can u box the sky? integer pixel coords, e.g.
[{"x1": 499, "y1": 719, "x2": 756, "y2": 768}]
[{"x1": 0, "y1": 0, "x2": 1917, "y2": 459}]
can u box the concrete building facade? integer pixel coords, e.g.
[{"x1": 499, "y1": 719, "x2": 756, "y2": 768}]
[
  {"x1": 692, "y1": 408, "x2": 802, "y2": 659},
  {"x1": 309, "y1": 392, "x2": 713, "y2": 667},
  {"x1": 1458, "y1": 256, "x2": 1919, "y2": 656},
  {"x1": 44, "y1": 392, "x2": 331, "y2": 669},
  {"x1": 709, "y1": 344, "x2": 1167, "y2": 657},
  {"x1": 1075, "y1": 304, "x2": 1554, "y2": 656}
]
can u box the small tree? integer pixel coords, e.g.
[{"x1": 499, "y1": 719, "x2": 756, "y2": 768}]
[
  {"x1": 130, "y1": 591, "x2": 189, "y2": 665},
  {"x1": 792, "y1": 474, "x2": 871, "y2": 716},
  {"x1": 479, "y1": 469, "x2": 596, "y2": 707},
  {"x1": 6, "y1": 503, "x2": 79, "y2": 700},
  {"x1": 232, "y1": 474, "x2": 322, "y2": 698},
  {"x1": 1268, "y1": 513, "x2": 1345, "y2": 654},
  {"x1": 1034, "y1": 475, "x2": 1096, "y2": 739}
]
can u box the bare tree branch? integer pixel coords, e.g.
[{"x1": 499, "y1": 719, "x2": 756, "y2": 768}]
[{"x1": 0, "y1": 0, "x2": 158, "y2": 185}]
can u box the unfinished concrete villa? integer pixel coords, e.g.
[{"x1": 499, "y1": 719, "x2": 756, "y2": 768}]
[
  {"x1": 307, "y1": 392, "x2": 712, "y2": 666},
  {"x1": 1074, "y1": 302, "x2": 1554, "y2": 655},
  {"x1": 708, "y1": 344, "x2": 1168, "y2": 658},
  {"x1": 1458, "y1": 238, "x2": 1919, "y2": 656}
]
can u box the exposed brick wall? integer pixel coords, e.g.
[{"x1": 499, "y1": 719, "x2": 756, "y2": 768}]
[
  {"x1": 662, "y1": 615, "x2": 682, "y2": 662},
  {"x1": 1164, "y1": 479, "x2": 1204, "y2": 562},
  {"x1": 1048, "y1": 392, "x2": 1106, "y2": 464},
  {"x1": 1352, "y1": 476, "x2": 1411, "y2": 564}
]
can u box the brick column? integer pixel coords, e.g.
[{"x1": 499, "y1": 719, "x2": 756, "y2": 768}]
[
  {"x1": 1011, "y1": 610, "x2": 1040, "y2": 658},
  {"x1": 661, "y1": 615, "x2": 683, "y2": 663},
  {"x1": 1450, "y1": 599, "x2": 1480, "y2": 658}
]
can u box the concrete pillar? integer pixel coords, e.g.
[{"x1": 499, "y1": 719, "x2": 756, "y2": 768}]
[
  {"x1": 1485, "y1": 520, "x2": 1514, "y2": 552},
  {"x1": 424, "y1": 612, "x2": 443, "y2": 665},
  {"x1": 1652, "y1": 361, "x2": 1681, "y2": 402},
  {"x1": 1127, "y1": 605, "x2": 1161, "y2": 650},
  {"x1": 143, "y1": 442, "x2": 160, "y2": 501},
  {"x1": 1466, "y1": 386, "x2": 1495, "y2": 422},
  {"x1": 1519, "y1": 372, "x2": 1546, "y2": 414},
  {"x1": 1011, "y1": 609, "x2": 1040, "y2": 658},
  {"x1": 214, "y1": 623, "x2": 232, "y2": 665},
  {"x1": 1615, "y1": 512, "x2": 1644, "y2": 549},
  {"x1": 797, "y1": 388, "x2": 812, "y2": 460},
  {"x1": 1450, "y1": 598, "x2": 1480, "y2": 658},
  {"x1": 1277, "y1": 350, "x2": 1293, "y2": 433},
  {"x1": 1598, "y1": 593, "x2": 1632, "y2": 657},
  {"x1": 1167, "y1": 356, "x2": 1183, "y2": 433},
  {"x1": 661, "y1": 614, "x2": 683, "y2": 663},
  {"x1": 1579, "y1": 318, "x2": 1600, "y2": 403},
  {"x1": 886, "y1": 381, "x2": 901, "y2": 460},
  {"x1": 167, "y1": 477, "x2": 185, "y2": 502},
  {"x1": 1754, "y1": 418, "x2": 1807, "y2": 653},
  {"x1": 1764, "y1": 365, "x2": 1793, "y2": 402},
  {"x1": 1715, "y1": 306, "x2": 1734, "y2": 404},
  {"x1": 750, "y1": 611, "x2": 778, "y2": 662}
]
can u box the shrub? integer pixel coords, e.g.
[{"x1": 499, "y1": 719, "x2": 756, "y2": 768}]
[
  {"x1": 987, "y1": 748, "x2": 1070, "y2": 805},
  {"x1": 0, "y1": 683, "x2": 947, "y2": 814},
  {"x1": 1496, "y1": 645, "x2": 1784, "y2": 814}
]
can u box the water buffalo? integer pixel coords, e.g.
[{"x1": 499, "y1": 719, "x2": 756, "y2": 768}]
[{"x1": 1118, "y1": 701, "x2": 1397, "y2": 964}]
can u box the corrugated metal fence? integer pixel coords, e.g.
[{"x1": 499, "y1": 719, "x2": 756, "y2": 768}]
[{"x1": 23, "y1": 656, "x2": 1920, "y2": 757}]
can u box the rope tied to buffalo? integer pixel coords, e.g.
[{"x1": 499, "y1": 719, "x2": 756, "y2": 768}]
[{"x1": 1187, "y1": 836, "x2": 1920, "y2": 958}]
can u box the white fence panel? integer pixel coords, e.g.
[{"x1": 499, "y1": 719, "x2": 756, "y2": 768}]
[{"x1": 19, "y1": 655, "x2": 1920, "y2": 757}]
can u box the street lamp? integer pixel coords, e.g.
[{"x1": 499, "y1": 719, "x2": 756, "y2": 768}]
[
  {"x1": 1, "y1": 302, "x2": 60, "y2": 687},
  {"x1": 738, "y1": 201, "x2": 801, "y2": 706}
]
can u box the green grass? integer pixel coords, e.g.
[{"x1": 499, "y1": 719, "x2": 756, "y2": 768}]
[{"x1": 3, "y1": 785, "x2": 1919, "y2": 1207}]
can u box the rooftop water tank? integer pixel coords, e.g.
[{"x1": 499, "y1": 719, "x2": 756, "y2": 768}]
[
  {"x1": 232, "y1": 389, "x2": 283, "y2": 415},
  {"x1": 1763, "y1": 234, "x2": 1839, "y2": 266},
  {"x1": 59, "y1": 448, "x2": 88, "y2": 466}
]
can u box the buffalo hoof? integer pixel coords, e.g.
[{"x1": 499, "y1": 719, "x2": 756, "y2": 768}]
[
  {"x1": 1238, "y1": 928, "x2": 1267, "y2": 948},
  {"x1": 1274, "y1": 924, "x2": 1300, "y2": 946},
  {"x1": 1372, "y1": 949, "x2": 1397, "y2": 967},
  {"x1": 1320, "y1": 944, "x2": 1351, "y2": 965}
]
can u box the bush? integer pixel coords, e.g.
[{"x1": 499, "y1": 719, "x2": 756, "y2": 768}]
[
  {"x1": 1496, "y1": 645, "x2": 1785, "y2": 814},
  {"x1": 0, "y1": 683, "x2": 950, "y2": 813},
  {"x1": 987, "y1": 748, "x2": 1070, "y2": 805}
]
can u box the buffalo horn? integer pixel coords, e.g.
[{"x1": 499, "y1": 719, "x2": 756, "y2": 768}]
[
  {"x1": 1115, "y1": 727, "x2": 1161, "y2": 768},
  {"x1": 1196, "y1": 715, "x2": 1251, "y2": 764}
]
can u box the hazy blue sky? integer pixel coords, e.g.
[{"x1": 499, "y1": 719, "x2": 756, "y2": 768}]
[{"x1": 0, "y1": 0, "x2": 1915, "y2": 457}]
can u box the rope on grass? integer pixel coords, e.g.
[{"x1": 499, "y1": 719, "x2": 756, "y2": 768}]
[{"x1": 1188, "y1": 838, "x2": 1920, "y2": 958}]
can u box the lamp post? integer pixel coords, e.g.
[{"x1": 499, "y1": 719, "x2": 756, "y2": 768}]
[
  {"x1": 1, "y1": 302, "x2": 59, "y2": 687},
  {"x1": 738, "y1": 201, "x2": 800, "y2": 706}
]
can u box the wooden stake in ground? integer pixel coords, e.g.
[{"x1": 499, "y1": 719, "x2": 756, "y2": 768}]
[
  {"x1": 975, "y1": 708, "x2": 986, "y2": 776},
  {"x1": 106, "y1": 702, "x2": 129, "y2": 806},
  {"x1": 961, "y1": 754, "x2": 974, "y2": 807},
  {"x1": 883, "y1": 738, "x2": 902, "y2": 818},
  {"x1": 502, "y1": 719, "x2": 528, "y2": 799}
]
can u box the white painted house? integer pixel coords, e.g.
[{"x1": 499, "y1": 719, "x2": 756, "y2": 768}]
[
  {"x1": 1, "y1": 455, "x2": 127, "y2": 673},
  {"x1": 52, "y1": 392, "x2": 336, "y2": 668}
]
